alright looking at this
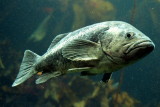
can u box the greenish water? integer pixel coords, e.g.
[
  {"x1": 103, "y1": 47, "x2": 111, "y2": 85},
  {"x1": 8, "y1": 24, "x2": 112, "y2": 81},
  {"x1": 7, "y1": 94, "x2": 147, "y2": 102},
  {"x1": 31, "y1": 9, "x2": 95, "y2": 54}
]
[{"x1": 0, "y1": 0, "x2": 159, "y2": 107}]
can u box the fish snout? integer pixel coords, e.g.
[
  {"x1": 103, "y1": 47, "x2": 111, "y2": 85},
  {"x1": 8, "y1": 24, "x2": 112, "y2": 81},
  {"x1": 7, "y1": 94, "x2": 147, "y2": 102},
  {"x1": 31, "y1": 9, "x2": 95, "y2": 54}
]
[{"x1": 124, "y1": 40, "x2": 155, "y2": 61}]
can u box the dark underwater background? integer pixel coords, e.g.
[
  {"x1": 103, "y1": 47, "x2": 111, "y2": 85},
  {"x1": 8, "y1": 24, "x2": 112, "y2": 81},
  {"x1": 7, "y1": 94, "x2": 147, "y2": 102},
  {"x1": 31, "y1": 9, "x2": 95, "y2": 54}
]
[{"x1": 0, "y1": 0, "x2": 160, "y2": 107}]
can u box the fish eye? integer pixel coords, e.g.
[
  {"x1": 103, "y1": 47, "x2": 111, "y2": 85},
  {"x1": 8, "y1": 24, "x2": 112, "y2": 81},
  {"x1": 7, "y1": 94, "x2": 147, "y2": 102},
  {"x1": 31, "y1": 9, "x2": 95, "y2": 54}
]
[
  {"x1": 126, "y1": 32, "x2": 134, "y2": 39},
  {"x1": 127, "y1": 33, "x2": 131, "y2": 38}
]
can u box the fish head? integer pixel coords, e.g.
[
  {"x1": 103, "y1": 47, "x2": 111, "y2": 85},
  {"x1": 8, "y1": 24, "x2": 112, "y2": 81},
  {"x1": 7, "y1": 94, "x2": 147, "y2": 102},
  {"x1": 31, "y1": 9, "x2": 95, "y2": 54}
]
[{"x1": 99, "y1": 21, "x2": 155, "y2": 65}]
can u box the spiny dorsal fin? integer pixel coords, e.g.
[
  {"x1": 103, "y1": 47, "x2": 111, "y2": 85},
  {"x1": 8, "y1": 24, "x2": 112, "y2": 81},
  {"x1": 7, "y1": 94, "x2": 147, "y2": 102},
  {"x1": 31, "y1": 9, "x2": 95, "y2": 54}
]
[{"x1": 47, "y1": 33, "x2": 69, "y2": 51}]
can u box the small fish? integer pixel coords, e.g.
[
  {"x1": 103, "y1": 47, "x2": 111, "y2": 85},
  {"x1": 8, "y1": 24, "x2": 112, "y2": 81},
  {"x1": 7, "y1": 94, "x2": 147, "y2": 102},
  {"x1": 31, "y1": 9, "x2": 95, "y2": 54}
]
[
  {"x1": 0, "y1": 57, "x2": 5, "y2": 69},
  {"x1": 28, "y1": 13, "x2": 53, "y2": 42},
  {"x1": 12, "y1": 21, "x2": 155, "y2": 87}
]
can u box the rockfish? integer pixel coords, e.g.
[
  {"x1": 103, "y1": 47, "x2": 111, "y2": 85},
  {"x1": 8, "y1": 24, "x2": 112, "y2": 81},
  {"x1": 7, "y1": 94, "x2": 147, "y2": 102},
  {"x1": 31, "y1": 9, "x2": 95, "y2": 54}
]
[{"x1": 12, "y1": 21, "x2": 155, "y2": 87}]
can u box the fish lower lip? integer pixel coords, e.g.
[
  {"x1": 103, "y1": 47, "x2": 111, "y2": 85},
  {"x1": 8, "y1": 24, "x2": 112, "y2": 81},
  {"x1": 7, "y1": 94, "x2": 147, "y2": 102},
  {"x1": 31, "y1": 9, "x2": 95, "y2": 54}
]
[{"x1": 124, "y1": 40, "x2": 154, "y2": 54}]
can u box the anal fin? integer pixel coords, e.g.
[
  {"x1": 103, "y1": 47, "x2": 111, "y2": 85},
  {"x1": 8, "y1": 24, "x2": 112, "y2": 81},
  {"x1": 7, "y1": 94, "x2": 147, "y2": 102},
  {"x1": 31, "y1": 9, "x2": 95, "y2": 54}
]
[{"x1": 36, "y1": 71, "x2": 61, "y2": 84}]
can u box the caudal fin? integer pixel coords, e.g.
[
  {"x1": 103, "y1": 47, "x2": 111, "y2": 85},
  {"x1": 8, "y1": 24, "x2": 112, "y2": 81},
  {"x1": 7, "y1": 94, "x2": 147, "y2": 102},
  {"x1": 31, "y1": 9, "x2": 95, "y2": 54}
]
[{"x1": 12, "y1": 50, "x2": 40, "y2": 87}]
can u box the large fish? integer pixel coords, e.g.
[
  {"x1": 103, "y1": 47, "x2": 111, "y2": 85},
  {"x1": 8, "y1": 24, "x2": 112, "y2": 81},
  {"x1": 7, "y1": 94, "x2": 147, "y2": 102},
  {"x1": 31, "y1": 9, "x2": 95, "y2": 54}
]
[{"x1": 12, "y1": 21, "x2": 155, "y2": 87}]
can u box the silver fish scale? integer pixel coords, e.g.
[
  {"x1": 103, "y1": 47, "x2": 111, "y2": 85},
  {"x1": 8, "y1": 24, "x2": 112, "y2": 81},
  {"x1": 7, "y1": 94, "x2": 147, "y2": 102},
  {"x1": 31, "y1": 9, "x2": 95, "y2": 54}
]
[{"x1": 43, "y1": 23, "x2": 108, "y2": 58}]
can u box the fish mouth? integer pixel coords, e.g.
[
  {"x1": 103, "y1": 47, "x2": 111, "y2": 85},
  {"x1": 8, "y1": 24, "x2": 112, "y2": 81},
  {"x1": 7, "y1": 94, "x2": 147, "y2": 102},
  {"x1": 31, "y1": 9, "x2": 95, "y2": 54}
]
[
  {"x1": 125, "y1": 40, "x2": 154, "y2": 54},
  {"x1": 124, "y1": 40, "x2": 154, "y2": 60}
]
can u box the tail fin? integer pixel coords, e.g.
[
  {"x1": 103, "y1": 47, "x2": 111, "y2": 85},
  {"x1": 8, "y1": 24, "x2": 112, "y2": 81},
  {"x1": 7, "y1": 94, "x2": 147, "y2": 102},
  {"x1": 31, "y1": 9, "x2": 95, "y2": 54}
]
[{"x1": 12, "y1": 50, "x2": 40, "y2": 87}]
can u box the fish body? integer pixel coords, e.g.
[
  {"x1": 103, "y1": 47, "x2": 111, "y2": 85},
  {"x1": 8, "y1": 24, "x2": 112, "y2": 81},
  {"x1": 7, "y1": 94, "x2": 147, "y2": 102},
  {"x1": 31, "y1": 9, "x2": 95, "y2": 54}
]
[{"x1": 12, "y1": 21, "x2": 155, "y2": 87}]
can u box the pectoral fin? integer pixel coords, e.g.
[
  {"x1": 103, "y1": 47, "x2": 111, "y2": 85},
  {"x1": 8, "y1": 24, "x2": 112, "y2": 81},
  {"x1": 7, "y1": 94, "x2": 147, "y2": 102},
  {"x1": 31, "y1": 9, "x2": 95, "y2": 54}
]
[
  {"x1": 101, "y1": 73, "x2": 112, "y2": 83},
  {"x1": 62, "y1": 39, "x2": 103, "y2": 61}
]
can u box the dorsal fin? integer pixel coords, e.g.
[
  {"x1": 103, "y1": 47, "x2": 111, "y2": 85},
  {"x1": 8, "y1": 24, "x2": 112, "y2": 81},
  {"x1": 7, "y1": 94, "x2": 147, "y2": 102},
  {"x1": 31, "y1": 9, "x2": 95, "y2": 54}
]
[{"x1": 47, "y1": 33, "x2": 69, "y2": 51}]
